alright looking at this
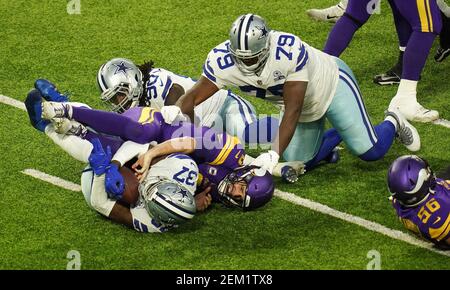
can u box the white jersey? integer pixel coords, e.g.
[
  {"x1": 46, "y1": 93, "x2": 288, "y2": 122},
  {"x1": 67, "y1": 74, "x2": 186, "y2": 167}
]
[
  {"x1": 202, "y1": 31, "x2": 340, "y2": 122},
  {"x1": 81, "y1": 154, "x2": 198, "y2": 233},
  {"x1": 143, "y1": 68, "x2": 228, "y2": 127},
  {"x1": 131, "y1": 153, "x2": 199, "y2": 233}
]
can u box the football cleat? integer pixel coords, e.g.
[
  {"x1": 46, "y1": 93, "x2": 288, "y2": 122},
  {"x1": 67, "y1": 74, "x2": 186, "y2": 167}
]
[
  {"x1": 306, "y1": 1, "x2": 347, "y2": 23},
  {"x1": 34, "y1": 79, "x2": 69, "y2": 102},
  {"x1": 52, "y1": 118, "x2": 87, "y2": 137},
  {"x1": 373, "y1": 66, "x2": 401, "y2": 86},
  {"x1": 325, "y1": 148, "x2": 340, "y2": 164},
  {"x1": 385, "y1": 108, "x2": 421, "y2": 152},
  {"x1": 281, "y1": 166, "x2": 298, "y2": 184},
  {"x1": 24, "y1": 89, "x2": 50, "y2": 132},
  {"x1": 41, "y1": 101, "x2": 72, "y2": 120},
  {"x1": 390, "y1": 100, "x2": 439, "y2": 123},
  {"x1": 434, "y1": 47, "x2": 450, "y2": 62}
]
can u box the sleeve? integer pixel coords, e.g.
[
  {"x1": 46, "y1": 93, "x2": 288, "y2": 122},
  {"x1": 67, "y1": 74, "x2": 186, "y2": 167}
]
[
  {"x1": 130, "y1": 203, "x2": 169, "y2": 233},
  {"x1": 286, "y1": 42, "x2": 310, "y2": 82},
  {"x1": 201, "y1": 44, "x2": 232, "y2": 89},
  {"x1": 112, "y1": 141, "x2": 150, "y2": 167},
  {"x1": 90, "y1": 175, "x2": 117, "y2": 217},
  {"x1": 144, "y1": 69, "x2": 174, "y2": 109}
]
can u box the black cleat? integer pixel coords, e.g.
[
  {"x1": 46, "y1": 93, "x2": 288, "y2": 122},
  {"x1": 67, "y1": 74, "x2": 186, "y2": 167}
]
[
  {"x1": 435, "y1": 47, "x2": 450, "y2": 62},
  {"x1": 373, "y1": 67, "x2": 401, "y2": 86}
]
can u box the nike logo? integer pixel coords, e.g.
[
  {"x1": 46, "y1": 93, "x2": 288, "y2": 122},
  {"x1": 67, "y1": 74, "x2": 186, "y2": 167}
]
[
  {"x1": 326, "y1": 15, "x2": 339, "y2": 20},
  {"x1": 433, "y1": 216, "x2": 442, "y2": 225}
]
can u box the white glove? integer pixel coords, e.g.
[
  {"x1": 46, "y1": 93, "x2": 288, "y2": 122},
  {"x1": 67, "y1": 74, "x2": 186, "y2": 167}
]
[
  {"x1": 437, "y1": 0, "x2": 450, "y2": 17},
  {"x1": 160, "y1": 106, "x2": 186, "y2": 124},
  {"x1": 250, "y1": 150, "x2": 280, "y2": 174}
]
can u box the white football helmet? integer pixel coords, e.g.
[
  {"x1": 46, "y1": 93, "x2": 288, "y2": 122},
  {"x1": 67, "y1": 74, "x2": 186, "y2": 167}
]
[{"x1": 97, "y1": 58, "x2": 143, "y2": 113}]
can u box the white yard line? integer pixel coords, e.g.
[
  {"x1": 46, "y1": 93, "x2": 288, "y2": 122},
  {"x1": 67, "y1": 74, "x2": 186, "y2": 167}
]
[
  {"x1": 20, "y1": 167, "x2": 450, "y2": 258},
  {"x1": 0, "y1": 94, "x2": 26, "y2": 111},
  {"x1": 275, "y1": 190, "x2": 450, "y2": 258},
  {"x1": 2, "y1": 93, "x2": 449, "y2": 258},
  {"x1": 433, "y1": 118, "x2": 450, "y2": 129},
  {"x1": 21, "y1": 169, "x2": 81, "y2": 192}
]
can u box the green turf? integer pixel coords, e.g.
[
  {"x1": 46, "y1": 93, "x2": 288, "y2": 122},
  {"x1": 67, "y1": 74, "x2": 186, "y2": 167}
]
[{"x1": 0, "y1": 0, "x2": 449, "y2": 269}]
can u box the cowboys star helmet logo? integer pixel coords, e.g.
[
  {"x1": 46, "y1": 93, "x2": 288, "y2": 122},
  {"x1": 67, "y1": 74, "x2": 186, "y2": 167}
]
[
  {"x1": 113, "y1": 61, "x2": 132, "y2": 76},
  {"x1": 177, "y1": 188, "x2": 189, "y2": 204},
  {"x1": 256, "y1": 25, "x2": 269, "y2": 40}
]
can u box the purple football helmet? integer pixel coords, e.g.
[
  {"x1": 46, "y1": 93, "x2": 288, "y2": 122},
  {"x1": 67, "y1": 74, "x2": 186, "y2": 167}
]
[
  {"x1": 387, "y1": 155, "x2": 436, "y2": 207},
  {"x1": 217, "y1": 166, "x2": 274, "y2": 211}
]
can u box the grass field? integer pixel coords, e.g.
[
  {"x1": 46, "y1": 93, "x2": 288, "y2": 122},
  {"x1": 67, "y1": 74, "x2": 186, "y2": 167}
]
[{"x1": 0, "y1": 0, "x2": 449, "y2": 270}]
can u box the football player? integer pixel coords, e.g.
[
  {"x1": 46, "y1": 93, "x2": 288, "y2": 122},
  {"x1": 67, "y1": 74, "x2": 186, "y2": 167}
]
[
  {"x1": 322, "y1": 0, "x2": 442, "y2": 122},
  {"x1": 25, "y1": 89, "x2": 199, "y2": 233},
  {"x1": 388, "y1": 155, "x2": 450, "y2": 249},
  {"x1": 157, "y1": 14, "x2": 420, "y2": 175},
  {"x1": 34, "y1": 88, "x2": 277, "y2": 210},
  {"x1": 96, "y1": 58, "x2": 257, "y2": 144},
  {"x1": 435, "y1": 0, "x2": 450, "y2": 62}
]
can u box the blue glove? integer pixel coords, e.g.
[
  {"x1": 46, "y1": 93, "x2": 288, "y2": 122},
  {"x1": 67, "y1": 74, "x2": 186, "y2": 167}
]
[
  {"x1": 105, "y1": 163, "x2": 124, "y2": 199},
  {"x1": 88, "y1": 138, "x2": 112, "y2": 176}
]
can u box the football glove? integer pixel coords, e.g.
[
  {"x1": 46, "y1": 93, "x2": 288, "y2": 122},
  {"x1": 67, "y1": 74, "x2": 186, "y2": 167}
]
[
  {"x1": 250, "y1": 150, "x2": 279, "y2": 174},
  {"x1": 105, "y1": 163, "x2": 124, "y2": 199},
  {"x1": 88, "y1": 138, "x2": 112, "y2": 176},
  {"x1": 160, "y1": 105, "x2": 187, "y2": 124}
]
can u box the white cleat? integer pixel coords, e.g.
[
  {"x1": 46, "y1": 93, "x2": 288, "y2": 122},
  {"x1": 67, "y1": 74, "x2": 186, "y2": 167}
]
[
  {"x1": 41, "y1": 101, "x2": 71, "y2": 120},
  {"x1": 306, "y1": 1, "x2": 346, "y2": 23},
  {"x1": 398, "y1": 103, "x2": 439, "y2": 123},
  {"x1": 386, "y1": 108, "x2": 421, "y2": 152},
  {"x1": 52, "y1": 118, "x2": 87, "y2": 137}
]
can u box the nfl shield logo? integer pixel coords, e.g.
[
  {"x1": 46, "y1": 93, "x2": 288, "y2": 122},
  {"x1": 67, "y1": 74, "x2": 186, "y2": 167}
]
[{"x1": 257, "y1": 80, "x2": 263, "y2": 86}]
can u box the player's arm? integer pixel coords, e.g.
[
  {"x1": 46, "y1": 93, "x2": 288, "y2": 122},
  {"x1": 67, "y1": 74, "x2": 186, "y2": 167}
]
[
  {"x1": 175, "y1": 76, "x2": 219, "y2": 121},
  {"x1": 273, "y1": 81, "x2": 307, "y2": 156},
  {"x1": 132, "y1": 137, "x2": 196, "y2": 181},
  {"x1": 164, "y1": 83, "x2": 185, "y2": 106},
  {"x1": 91, "y1": 174, "x2": 163, "y2": 233}
]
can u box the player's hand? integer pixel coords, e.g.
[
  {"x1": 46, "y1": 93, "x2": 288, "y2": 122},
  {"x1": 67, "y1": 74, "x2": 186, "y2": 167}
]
[
  {"x1": 105, "y1": 163, "x2": 124, "y2": 199},
  {"x1": 161, "y1": 105, "x2": 186, "y2": 124},
  {"x1": 250, "y1": 150, "x2": 280, "y2": 174},
  {"x1": 195, "y1": 186, "x2": 212, "y2": 212},
  {"x1": 132, "y1": 152, "x2": 153, "y2": 182},
  {"x1": 88, "y1": 138, "x2": 112, "y2": 176}
]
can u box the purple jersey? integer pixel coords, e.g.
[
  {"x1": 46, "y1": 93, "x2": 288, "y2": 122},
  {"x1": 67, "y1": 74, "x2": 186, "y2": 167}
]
[
  {"x1": 72, "y1": 106, "x2": 246, "y2": 170},
  {"x1": 392, "y1": 179, "x2": 450, "y2": 244},
  {"x1": 198, "y1": 164, "x2": 231, "y2": 202}
]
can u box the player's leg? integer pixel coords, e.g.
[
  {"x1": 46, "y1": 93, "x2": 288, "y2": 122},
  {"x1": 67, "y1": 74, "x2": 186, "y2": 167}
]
[
  {"x1": 374, "y1": 0, "x2": 412, "y2": 85},
  {"x1": 435, "y1": 12, "x2": 450, "y2": 62},
  {"x1": 282, "y1": 116, "x2": 341, "y2": 171},
  {"x1": 25, "y1": 89, "x2": 51, "y2": 132},
  {"x1": 389, "y1": 0, "x2": 442, "y2": 123},
  {"x1": 323, "y1": 0, "x2": 377, "y2": 57},
  {"x1": 328, "y1": 59, "x2": 420, "y2": 161},
  {"x1": 221, "y1": 91, "x2": 257, "y2": 143},
  {"x1": 306, "y1": 0, "x2": 348, "y2": 23}
]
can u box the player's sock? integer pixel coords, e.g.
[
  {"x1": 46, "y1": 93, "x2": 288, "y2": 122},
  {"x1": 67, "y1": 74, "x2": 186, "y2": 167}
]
[
  {"x1": 359, "y1": 121, "x2": 396, "y2": 161},
  {"x1": 323, "y1": 14, "x2": 360, "y2": 57},
  {"x1": 390, "y1": 79, "x2": 417, "y2": 106},
  {"x1": 24, "y1": 89, "x2": 50, "y2": 132},
  {"x1": 402, "y1": 32, "x2": 436, "y2": 81},
  {"x1": 304, "y1": 128, "x2": 342, "y2": 170},
  {"x1": 71, "y1": 106, "x2": 151, "y2": 144}
]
